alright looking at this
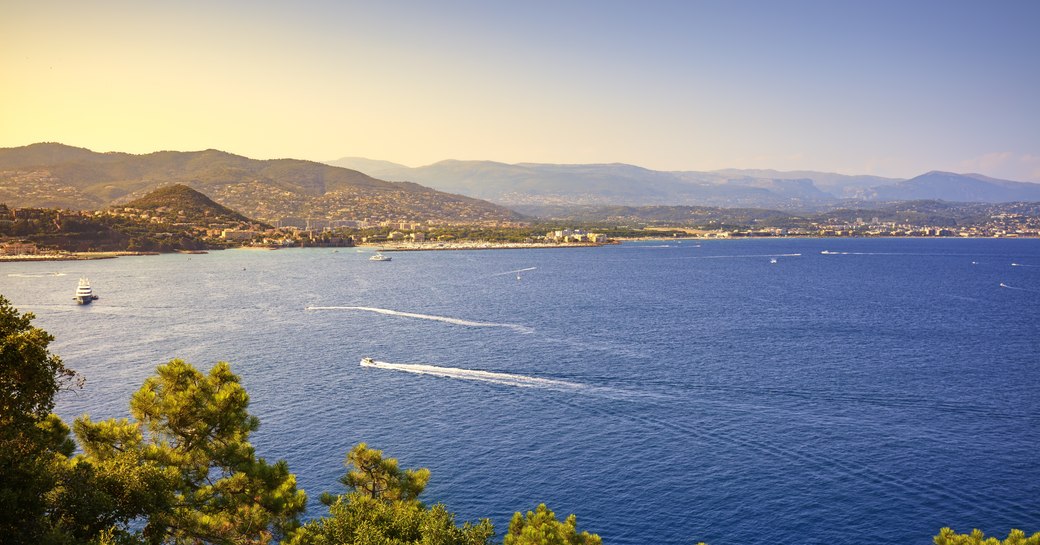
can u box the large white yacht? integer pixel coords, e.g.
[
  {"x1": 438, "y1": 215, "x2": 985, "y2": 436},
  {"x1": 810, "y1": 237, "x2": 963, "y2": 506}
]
[{"x1": 74, "y1": 278, "x2": 99, "y2": 304}]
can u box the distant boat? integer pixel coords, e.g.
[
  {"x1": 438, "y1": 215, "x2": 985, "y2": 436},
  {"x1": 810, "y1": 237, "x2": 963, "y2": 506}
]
[
  {"x1": 74, "y1": 278, "x2": 99, "y2": 305},
  {"x1": 361, "y1": 357, "x2": 375, "y2": 366},
  {"x1": 770, "y1": 258, "x2": 778, "y2": 264},
  {"x1": 369, "y1": 253, "x2": 392, "y2": 261}
]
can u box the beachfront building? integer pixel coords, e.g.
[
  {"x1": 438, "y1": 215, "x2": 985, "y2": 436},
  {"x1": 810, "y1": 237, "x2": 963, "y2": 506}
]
[
  {"x1": 221, "y1": 229, "x2": 257, "y2": 241},
  {"x1": 545, "y1": 228, "x2": 606, "y2": 243},
  {"x1": 0, "y1": 241, "x2": 38, "y2": 256}
]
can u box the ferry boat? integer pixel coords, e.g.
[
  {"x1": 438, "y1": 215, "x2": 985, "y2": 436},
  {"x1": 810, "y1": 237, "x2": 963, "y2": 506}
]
[
  {"x1": 74, "y1": 278, "x2": 99, "y2": 305},
  {"x1": 369, "y1": 253, "x2": 391, "y2": 261}
]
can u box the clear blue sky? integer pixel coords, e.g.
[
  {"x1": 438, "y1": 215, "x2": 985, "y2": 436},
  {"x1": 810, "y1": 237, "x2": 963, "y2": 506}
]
[{"x1": 3, "y1": 0, "x2": 1038, "y2": 180}]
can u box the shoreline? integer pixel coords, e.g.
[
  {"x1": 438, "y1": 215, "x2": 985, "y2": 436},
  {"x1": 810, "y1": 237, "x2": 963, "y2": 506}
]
[
  {"x1": 2, "y1": 235, "x2": 1036, "y2": 261},
  {"x1": 0, "y1": 251, "x2": 160, "y2": 262},
  {"x1": 364, "y1": 241, "x2": 608, "y2": 252}
]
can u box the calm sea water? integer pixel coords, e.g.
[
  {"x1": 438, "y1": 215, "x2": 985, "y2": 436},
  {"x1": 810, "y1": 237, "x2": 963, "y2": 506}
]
[{"x1": 3, "y1": 238, "x2": 1039, "y2": 544}]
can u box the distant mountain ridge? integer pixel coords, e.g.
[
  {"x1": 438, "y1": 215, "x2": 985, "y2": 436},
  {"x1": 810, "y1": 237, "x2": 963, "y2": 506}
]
[
  {"x1": 328, "y1": 157, "x2": 1040, "y2": 210},
  {"x1": 0, "y1": 143, "x2": 522, "y2": 223},
  {"x1": 861, "y1": 171, "x2": 1040, "y2": 202}
]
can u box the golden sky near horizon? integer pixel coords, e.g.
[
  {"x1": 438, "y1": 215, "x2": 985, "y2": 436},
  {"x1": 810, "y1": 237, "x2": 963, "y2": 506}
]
[{"x1": 3, "y1": 1, "x2": 1039, "y2": 181}]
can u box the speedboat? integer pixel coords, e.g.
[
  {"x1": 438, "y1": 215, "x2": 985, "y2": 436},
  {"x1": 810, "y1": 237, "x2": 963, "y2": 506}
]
[
  {"x1": 74, "y1": 278, "x2": 99, "y2": 304},
  {"x1": 369, "y1": 253, "x2": 391, "y2": 261},
  {"x1": 360, "y1": 357, "x2": 375, "y2": 366}
]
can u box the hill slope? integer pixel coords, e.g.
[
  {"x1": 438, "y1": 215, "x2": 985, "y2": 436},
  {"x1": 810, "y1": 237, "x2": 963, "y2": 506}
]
[
  {"x1": 121, "y1": 183, "x2": 257, "y2": 226},
  {"x1": 0, "y1": 143, "x2": 522, "y2": 223},
  {"x1": 860, "y1": 171, "x2": 1040, "y2": 202},
  {"x1": 327, "y1": 157, "x2": 905, "y2": 210}
]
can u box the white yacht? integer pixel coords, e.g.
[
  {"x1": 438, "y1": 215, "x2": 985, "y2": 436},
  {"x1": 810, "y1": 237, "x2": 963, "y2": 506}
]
[
  {"x1": 369, "y1": 253, "x2": 391, "y2": 261},
  {"x1": 74, "y1": 278, "x2": 98, "y2": 304}
]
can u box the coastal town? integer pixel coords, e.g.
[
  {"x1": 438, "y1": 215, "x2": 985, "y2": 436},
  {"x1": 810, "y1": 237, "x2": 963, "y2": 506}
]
[{"x1": 3, "y1": 200, "x2": 1039, "y2": 260}]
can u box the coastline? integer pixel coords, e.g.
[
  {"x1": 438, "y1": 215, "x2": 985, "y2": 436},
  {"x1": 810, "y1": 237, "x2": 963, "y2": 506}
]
[
  {"x1": 364, "y1": 241, "x2": 609, "y2": 252},
  {"x1": 2, "y1": 235, "x2": 1034, "y2": 262},
  {"x1": 0, "y1": 251, "x2": 160, "y2": 262}
]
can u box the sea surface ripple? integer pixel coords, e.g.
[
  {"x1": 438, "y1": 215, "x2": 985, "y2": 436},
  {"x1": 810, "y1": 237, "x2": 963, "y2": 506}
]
[{"x1": 3, "y1": 238, "x2": 1038, "y2": 545}]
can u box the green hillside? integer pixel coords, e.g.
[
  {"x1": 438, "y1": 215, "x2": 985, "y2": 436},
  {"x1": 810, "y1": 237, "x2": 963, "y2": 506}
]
[
  {"x1": 121, "y1": 184, "x2": 256, "y2": 226},
  {"x1": 0, "y1": 143, "x2": 523, "y2": 224}
]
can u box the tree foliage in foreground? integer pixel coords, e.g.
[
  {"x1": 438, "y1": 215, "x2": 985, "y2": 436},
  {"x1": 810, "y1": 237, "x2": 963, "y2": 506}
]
[
  {"x1": 934, "y1": 528, "x2": 1040, "y2": 545},
  {"x1": 0, "y1": 294, "x2": 79, "y2": 544},
  {"x1": 75, "y1": 359, "x2": 307, "y2": 544},
  {"x1": 337, "y1": 442, "x2": 430, "y2": 502},
  {"x1": 291, "y1": 443, "x2": 494, "y2": 545},
  {"x1": 503, "y1": 504, "x2": 601, "y2": 545}
]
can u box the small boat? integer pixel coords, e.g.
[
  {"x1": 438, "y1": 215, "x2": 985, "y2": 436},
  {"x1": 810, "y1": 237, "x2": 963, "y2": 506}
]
[
  {"x1": 360, "y1": 357, "x2": 375, "y2": 366},
  {"x1": 369, "y1": 253, "x2": 391, "y2": 261},
  {"x1": 74, "y1": 278, "x2": 99, "y2": 305},
  {"x1": 770, "y1": 258, "x2": 778, "y2": 264}
]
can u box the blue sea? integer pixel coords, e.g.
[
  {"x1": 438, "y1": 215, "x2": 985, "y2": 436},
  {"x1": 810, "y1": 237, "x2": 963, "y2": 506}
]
[{"x1": 3, "y1": 238, "x2": 1039, "y2": 544}]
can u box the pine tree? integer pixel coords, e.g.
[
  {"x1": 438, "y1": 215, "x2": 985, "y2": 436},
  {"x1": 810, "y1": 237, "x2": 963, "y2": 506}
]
[
  {"x1": 76, "y1": 359, "x2": 307, "y2": 544},
  {"x1": 504, "y1": 504, "x2": 601, "y2": 545},
  {"x1": 0, "y1": 295, "x2": 78, "y2": 544},
  {"x1": 292, "y1": 443, "x2": 493, "y2": 545}
]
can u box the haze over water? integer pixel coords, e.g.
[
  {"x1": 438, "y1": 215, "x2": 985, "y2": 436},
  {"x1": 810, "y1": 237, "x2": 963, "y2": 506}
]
[{"x1": 3, "y1": 238, "x2": 1039, "y2": 544}]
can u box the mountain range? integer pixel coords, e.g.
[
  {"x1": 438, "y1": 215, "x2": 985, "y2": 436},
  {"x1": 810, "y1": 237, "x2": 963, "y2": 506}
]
[
  {"x1": 0, "y1": 143, "x2": 521, "y2": 223},
  {"x1": 3, "y1": 143, "x2": 1039, "y2": 225},
  {"x1": 327, "y1": 157, "x2": 1040, "y2": 213}
]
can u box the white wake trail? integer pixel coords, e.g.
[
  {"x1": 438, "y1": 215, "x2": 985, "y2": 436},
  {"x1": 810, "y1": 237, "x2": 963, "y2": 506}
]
[
  {"x1": 359, "y1": 359, "x2": 666, "y2": 401},
  {"x1": 7, "y1": 272, "x2": 67, "y2": 278},
  {"x1": 686, "y1": 253, "x2": 802, "y2": 259},
  {"x1": 999, "y1": 283, "x2": 1040, "y2": 293},
  {"x1": 307, "y1": 306, "x2": 534, "y2": 333},
  {"x1": 491, "y1": 267, "x2": 537, "y2": 277},
  {"x1": 360, "y1": 359, "x2": 585, "y2": 391}
]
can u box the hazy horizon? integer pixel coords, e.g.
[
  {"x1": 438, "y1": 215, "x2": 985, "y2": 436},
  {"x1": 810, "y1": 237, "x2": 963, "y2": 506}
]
[{"x1": 3, "y1": 1, "x2": 1038, "y2": 181}]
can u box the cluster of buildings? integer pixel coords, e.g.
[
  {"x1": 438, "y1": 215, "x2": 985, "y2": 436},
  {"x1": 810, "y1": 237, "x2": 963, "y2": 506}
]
[
  {"x1": 793, "y1": 215, "x2": 1040, "y2": 238},
  {"x1": 544, "y1": 229, "x2": 608, "y2": 243},
  {"x1": 0, "y1": 241, "x2": 38, "y2": 256}
]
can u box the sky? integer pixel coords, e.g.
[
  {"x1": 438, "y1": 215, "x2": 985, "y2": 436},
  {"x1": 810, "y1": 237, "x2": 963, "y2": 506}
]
[{"x1": 2, "y1": 0, "x2": 1039, "y2": 181}]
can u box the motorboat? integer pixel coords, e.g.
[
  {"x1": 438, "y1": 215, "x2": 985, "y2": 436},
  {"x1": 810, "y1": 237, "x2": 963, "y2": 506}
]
[
  {"x1": 360, "y1": 357, "x2": 375, "y2": 366},
  {"x1": 74, "y1": 278, "x2": 99, "y2": 304},
  {"x1": 369, "y1": 253, "x2": 391, "y2": 261}
]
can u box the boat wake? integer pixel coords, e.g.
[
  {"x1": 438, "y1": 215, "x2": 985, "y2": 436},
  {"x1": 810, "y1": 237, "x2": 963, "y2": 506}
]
[
  {"x1": 359, "y1": 359, "x2": 660, "y2": 401},
  {"x1": 7, "y1": 272, "x2": 67, "y2": 278},
  {"x1": 1011, "y1": 262, "x2": 1038, "y2": 268},
  {"x1": 360, "y1": 359, "x2": 585, "y2": 391},
  {"x1": 307, "y1": 306, "x2": 534, "y2": 333},
  {"x1": 999, "y1": 282, "x2": 1040, "y2": 293},
  {"x1": 491, "y1": 267, "x2": 537, "y2": 277},
  {"x1": 683, "y1": 253, "x2": 802, "y2": 259}
]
